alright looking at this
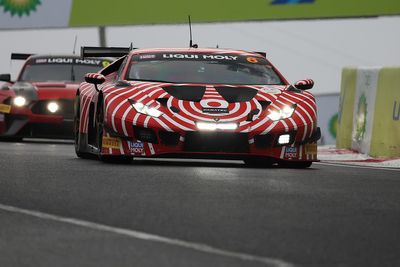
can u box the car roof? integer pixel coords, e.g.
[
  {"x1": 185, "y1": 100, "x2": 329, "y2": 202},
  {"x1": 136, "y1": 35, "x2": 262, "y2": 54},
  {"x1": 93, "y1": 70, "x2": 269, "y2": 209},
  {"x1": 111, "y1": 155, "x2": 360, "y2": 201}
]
[
  {"x1": 129, "y1": 48, "x2": 266, "y2": 57},
  {"x1": 28, "y1": 54, "x2": 114, "y2": 60}
]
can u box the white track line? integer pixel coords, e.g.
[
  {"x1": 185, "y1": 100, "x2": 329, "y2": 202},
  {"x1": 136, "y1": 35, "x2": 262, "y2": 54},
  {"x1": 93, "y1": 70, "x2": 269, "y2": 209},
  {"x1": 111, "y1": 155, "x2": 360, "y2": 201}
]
[
  {"x1": 0, "y1": 203, "x2": 293, "y2": 267},
  {"x1": 316, "y1": 162, "x2": 400, "y2": 171}
]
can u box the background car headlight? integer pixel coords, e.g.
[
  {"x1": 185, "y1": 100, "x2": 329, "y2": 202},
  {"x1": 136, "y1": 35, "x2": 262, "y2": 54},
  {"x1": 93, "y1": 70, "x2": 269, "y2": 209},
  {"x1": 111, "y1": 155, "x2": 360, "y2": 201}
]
[
  {"x1": 47, "y1": 102, "x2": 59, "y2": 113},
  {"x1": 13, "y1": 96, "x2": 26, "y2": 107},
  {"x1": 132, "y1": 102, "x2": 163, "y2": 118},
  {"x1": 268, "y1": 105, "x2": 296, "y2": 121}
]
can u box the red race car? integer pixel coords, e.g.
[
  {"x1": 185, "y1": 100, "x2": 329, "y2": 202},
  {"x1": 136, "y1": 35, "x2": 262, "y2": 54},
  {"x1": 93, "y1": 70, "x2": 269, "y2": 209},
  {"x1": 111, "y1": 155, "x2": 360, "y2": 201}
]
[
  {"x1": 75, "y1": 47, "x2": 320, "y2": 167},
  {"x1": 0, "y1": 54, "x2": 112, "y2": 140}
]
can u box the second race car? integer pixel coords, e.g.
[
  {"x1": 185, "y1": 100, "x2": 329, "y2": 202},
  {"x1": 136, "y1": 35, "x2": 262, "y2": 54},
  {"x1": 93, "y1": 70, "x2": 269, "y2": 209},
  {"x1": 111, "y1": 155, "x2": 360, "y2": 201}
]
[{"x1": 0, "y1": 54, "x2": 112, "y2": 139}]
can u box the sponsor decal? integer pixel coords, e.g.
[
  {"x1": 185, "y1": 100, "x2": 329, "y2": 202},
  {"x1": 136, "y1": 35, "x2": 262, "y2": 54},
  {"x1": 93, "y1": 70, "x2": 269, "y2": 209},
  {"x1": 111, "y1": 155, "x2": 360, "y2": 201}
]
[
  {"x1": 284, "y1": 146, "x2": 298, "y2": 158},
  {"x1": 33, "y1": 58, "x2": 102, "y2": 66},
  {"x1": 272, "y1": 0, "x2": 315, "y2": 4},
  {"x1": 260, "y1": 86, "x2": 281, "y2": 94},
  {"x1": 102, "y1": 60, "x2": 111, "y2": 68},
  {"x1": 246, "y1": 57, "x2": 258, "y2": 63},
  {"x1": 163, "y1": 54, "x2": 238, "y2": 61},
  {"x1": 0, "y1": 0, "x2": 41, "y2": 17},
  {"x1": 200, "y1": 99, "x2": 229, "y2": 114},
  {"x1": 202, "y1": 107, "x2": 229, "y2": 114},
  {"x1": 35, "y1": 58, "x2": 47, "y2": 64},
  {"x1": 305, "y1": 143, "x2": 317, "y2": 155},
  {"x1": 354, "y1": 93, "x2": 367, "y2": 142},
  {"x1": 393, "y1": 100, "x2": 400, "y2": 121},
  {"x1": 329, "y1": 113, "x2": 338, "y2": 138},
  {"x1": 139, "y1": 54, "x2": 156, "y2": 60},
  {"x1": 132, "y1": 53, "x2": 268, "y2": 65},
  {"x1": 0, "y1": 104, "x2": 11, "y2": 114},
  {"x1": 127, "y1": 141, "x2": 144, "y2": 154},
  {"x1": 102, "y1": 136, "x2": 121, "y2": 149}
]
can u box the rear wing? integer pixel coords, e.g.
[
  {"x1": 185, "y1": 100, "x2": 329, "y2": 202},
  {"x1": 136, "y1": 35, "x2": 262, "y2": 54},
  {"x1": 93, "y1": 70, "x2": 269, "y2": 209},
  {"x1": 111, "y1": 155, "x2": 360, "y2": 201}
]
[
  {"x1": 11, "y1": 53, "x2": 33, "y2": 60},
  {"x1": 81, "y1": 46, "x2": 131, "y2": 58}
]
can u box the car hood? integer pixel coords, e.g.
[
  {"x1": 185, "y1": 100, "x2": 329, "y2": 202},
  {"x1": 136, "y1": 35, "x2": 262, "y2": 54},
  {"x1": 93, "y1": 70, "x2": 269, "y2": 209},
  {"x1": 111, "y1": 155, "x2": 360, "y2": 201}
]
[
  {"x1": 10, "y1": 81, "x2": 79, "y2": 100},
  {"x1": 104, "y1": 81, "x2": 312, "y2": 123}
]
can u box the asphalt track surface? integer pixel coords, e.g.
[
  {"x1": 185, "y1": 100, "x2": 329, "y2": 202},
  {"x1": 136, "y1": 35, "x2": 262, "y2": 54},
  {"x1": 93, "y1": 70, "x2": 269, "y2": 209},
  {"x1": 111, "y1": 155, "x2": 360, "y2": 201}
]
[{"x1": 0, "y1": 140, "x2": 399, "y2": 267}]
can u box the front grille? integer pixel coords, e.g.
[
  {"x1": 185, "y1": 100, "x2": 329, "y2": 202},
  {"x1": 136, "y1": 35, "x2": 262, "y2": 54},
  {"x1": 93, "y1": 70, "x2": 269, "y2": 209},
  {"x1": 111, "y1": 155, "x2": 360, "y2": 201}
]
[
  {"x1": 159, "y1": 131, "x2": 180, "y2": 146},
  {"x1": 214, "y1": 86, "x2": 258, "y2": 103},
  {"x1": 184, "y1": 132, "x2": 249, "y2": 153},
  {"x1": 254, "y1": 134, "x2": 275, "y2": 148},
  {"x1": 18, "y1": 122, "x2": 74, "y2": 139},
  {"x1": 162, "y1": 86, "x2": 206, "y2": 102},
  {"x1": 133, "y1": 126, "x2": 158, "y2": 143},
  {"x1": 31, "y1": 99, "x2": 74, "y2": 119}
]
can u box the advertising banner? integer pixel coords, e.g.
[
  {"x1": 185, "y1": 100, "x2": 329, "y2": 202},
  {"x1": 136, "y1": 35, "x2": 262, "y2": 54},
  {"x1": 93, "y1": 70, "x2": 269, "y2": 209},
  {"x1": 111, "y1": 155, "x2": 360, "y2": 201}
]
[
  {"x1": 69, "y1": 0, "x2": 400, "y2": 26},
  {"x1": 1, "y1": 0, "x2": 399, "y2": 29},
  {"x1": 315, "y1": 94, "x2": 339, "y2": 145},
  {"x1": 351, "y1": 68, "x2": 380, "y2": 154},
  {"x1": 0, "y1": 0, "x2": 72, "y2": 29}
]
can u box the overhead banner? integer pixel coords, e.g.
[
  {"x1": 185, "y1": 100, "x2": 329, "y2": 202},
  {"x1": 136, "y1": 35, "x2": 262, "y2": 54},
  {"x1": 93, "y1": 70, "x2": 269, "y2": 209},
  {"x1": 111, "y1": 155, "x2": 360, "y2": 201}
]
[
  {"x1": 1, "y1": 0, "x2": 400, "y2": 29},
  {"x1": 69, "y1": 0, "x2": 400, "y2": 27}
]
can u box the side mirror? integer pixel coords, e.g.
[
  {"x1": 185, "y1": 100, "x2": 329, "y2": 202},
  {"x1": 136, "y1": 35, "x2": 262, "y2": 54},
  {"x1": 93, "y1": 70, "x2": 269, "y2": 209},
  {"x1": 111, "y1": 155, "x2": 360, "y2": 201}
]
[
  {"x1": 85, "y1": 73, "x2": 105, "y2": 85},
  {"x1": 294, "y1": 79, "x2": 314, "y2": 90},
  {"x1": 0, "y1": 74, "x2": 11, "y2": 82}
]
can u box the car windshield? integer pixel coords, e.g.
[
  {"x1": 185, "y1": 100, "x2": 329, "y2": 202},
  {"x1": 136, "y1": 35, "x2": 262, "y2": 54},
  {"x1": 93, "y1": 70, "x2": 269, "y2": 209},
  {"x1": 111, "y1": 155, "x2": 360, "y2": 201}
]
[
  {"x1": 20, "y1": 64, "x2": 103, "y2": 82},
  {"x1": 127, "y1": 53, "x2": 284, "y2": 85}
]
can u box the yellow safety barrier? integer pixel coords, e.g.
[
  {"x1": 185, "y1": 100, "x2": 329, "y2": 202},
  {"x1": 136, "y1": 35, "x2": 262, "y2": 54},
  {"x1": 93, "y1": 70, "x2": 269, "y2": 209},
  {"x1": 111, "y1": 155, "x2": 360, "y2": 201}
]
[
  {"x1": 336, "y1": 67, "x2": 357, "y2": 149},
  {"x1": 370, "y1": 67, "x2": 400, "y2": 157},
  {"x1": 337, "y1": 66, "x2": 400, "y2": 158}
]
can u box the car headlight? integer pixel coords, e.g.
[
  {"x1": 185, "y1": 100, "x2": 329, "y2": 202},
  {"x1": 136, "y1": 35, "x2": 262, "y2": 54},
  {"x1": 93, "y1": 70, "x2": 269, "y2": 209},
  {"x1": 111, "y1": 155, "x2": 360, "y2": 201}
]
[
  {"x1": 132, "y1": 102, "x2": 163, "y2": 118},
  {"x1": 13, "y1": 96, "x2": 27, "y2": 107},
  {"x1": 267, "y1": 105, "x2": 296, "y2": 121},
  {"x1": 47, "y1": 102, "x2": 59, "y2": 113}
]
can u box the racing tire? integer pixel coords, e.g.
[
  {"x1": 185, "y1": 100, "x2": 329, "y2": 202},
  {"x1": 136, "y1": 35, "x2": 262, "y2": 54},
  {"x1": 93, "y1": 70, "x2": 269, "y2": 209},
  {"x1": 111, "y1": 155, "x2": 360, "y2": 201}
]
[
  {"x1": 243, "y1": 157, "x2": 274, "y2": 168},
  {"x1": 279, "y1": 161, "x2": 312, "y2": 169},
  {"x1": 95, "y1": 99, "x2": 133, "y2": 164},
  {"x1": 74, "y1": 95, "x2": 91, "y2": 159}
]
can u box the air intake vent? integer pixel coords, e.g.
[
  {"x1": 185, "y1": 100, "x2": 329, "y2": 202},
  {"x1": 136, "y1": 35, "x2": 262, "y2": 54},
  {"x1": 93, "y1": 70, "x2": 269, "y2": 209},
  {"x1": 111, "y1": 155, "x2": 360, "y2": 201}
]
[
  {"x1": 258, "y1": 100, "x2": 271, "y2": 111},
  {"x1": 156, "y1": 98, "x2": 168, "y2": 107},
  {"x1": 162, "y1": 86, "x2": 206, "y2": 102},
  {"x1": 214, "y1": 87, "x2": 258, "y2": 103}
]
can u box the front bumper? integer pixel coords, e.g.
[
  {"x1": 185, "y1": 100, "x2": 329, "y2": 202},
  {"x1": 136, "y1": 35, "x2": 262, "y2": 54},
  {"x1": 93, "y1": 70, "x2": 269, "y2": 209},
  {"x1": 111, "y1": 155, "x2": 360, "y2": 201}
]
[
  {"x1": 0, "y1": 98, "x2": 74, "y2": 139},
  {"x1": 100, "y1": 126, "x2": 319, "y2": 162}
]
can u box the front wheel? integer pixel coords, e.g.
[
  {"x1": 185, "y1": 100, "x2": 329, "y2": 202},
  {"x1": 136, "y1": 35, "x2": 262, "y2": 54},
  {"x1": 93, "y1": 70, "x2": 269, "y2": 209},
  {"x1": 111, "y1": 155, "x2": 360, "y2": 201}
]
[
  {"x1": 95, "y1": 99, "x2": 133, "y2": 164},
  {"x1": 74, "y1": 95, "x2": 91, "y2": 159}
]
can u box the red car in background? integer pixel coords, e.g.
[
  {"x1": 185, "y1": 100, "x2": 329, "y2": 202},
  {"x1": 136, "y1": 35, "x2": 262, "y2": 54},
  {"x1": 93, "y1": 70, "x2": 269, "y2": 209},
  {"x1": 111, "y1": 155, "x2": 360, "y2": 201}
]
[{"x1": 0, "y1": 54, "x2": 112, "y2": 140}]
